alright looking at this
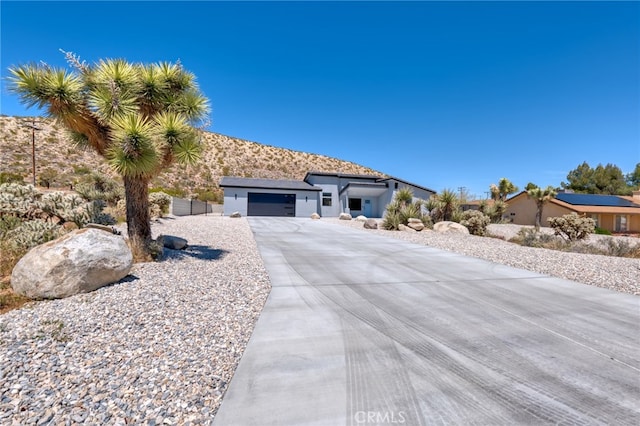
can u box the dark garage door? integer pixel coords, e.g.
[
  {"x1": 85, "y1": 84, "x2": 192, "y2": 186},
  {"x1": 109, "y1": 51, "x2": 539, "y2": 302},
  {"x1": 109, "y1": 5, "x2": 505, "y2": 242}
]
[{"x1": 247, "y1": 193, "x2": 296, "y2": 216}]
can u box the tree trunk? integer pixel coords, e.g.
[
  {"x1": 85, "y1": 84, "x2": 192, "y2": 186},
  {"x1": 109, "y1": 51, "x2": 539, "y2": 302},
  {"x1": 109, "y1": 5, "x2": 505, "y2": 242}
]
[
  {"x1": 535, "y1": 201, "x2": 543, "y2": 230},
  {"x1": 124, "y1": 175, "x2": 151, "y2": 257}
]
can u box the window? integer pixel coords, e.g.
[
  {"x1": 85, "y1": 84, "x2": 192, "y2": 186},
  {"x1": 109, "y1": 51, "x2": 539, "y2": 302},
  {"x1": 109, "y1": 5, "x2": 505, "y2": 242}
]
[
  {"x1": 589, "y1": 214, "x2": 600, "y2": 228},
  {"x1": 322, "y1": 192, "x2": 332, "y2": 207},
  {"x1": 349, "y1": 198, "x2": 362, "y2": 211},
  {"x1": 615, "y1": 215, "x2": 628, "y2": 232}
]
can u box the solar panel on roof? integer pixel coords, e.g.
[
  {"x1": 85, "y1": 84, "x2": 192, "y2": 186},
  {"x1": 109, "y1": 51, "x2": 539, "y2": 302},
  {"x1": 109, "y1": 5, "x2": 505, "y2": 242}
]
[{"x1": 556, "y1": 193, "x2": 640, "y2": 207}]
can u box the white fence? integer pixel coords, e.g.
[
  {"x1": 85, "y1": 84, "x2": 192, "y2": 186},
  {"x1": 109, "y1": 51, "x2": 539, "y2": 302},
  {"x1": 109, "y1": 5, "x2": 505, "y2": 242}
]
[{"x1": 171, "y1": 197, "x2": 222, "y2": 216}]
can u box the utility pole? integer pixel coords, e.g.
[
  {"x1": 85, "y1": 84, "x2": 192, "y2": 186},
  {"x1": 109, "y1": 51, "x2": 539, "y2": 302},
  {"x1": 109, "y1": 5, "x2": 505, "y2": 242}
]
[
  {"x1": 484, "y1": 191, "x2": 491, "y2": 199},
  {"x1": 20, "y1": 118, "x2": 42, "y2": 186},
  {"x1": 457, "y1": 186, "x2": 466, "y2": 202}
]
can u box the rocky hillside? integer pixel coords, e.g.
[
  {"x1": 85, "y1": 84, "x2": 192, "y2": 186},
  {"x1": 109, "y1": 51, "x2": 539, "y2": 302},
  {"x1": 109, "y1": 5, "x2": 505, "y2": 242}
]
[{"x1": 0, "y1": 116, "x2": 382, "y2": 200}]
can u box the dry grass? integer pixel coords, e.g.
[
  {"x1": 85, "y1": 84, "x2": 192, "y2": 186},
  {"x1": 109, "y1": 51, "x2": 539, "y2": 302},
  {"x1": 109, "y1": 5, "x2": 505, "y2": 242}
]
[{"x1": 0, "y1": 276, "x2": 30, "y2": 314}]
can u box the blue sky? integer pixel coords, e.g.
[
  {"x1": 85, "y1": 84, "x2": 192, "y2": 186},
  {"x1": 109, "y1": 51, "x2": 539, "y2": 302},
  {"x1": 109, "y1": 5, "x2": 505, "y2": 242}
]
[{"x1": 1, "y1": 1, "x2": 638, "y2": 198}]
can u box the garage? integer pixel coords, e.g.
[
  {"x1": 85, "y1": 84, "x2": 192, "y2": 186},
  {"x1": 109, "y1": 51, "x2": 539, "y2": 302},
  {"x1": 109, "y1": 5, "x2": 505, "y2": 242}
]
[
  {"x1": 247, "y1": 193, "x2": 296, "y2": 216},
  {"x1": 220, "y1": 176, "x2": 321, "y2": 217}
]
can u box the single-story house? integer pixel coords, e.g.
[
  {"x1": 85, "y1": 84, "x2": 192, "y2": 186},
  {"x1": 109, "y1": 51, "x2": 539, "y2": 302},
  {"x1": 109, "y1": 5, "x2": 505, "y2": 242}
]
[
  {"x1": 220, "y1": 171, "x2": 436, "y2": 218},
  {"x1": 505, "y1": 190, "x2": 640, "y2": 233}
]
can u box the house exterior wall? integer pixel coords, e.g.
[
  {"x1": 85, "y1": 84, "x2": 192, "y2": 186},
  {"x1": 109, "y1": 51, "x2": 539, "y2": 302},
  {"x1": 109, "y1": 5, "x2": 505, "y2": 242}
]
[
  {"x1": 222, "y1": 187, "x2": 319, "y2": 217},
  {"x1": 506, "y1": 194, "x2": 640, "y2": 232},
  {"x1": 303, "y1": 175, "x2": 341, "y2": 217},
  {"x1": 506, "y1": 195, "x2": 572, "y2": 225}
]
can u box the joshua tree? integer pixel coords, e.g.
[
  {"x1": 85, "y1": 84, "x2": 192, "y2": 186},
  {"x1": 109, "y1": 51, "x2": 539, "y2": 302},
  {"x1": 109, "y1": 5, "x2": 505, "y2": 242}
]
[
  {"x1": 9, "y1": 53, "x2": 209, "y2": 256},
  {"x1": 527, "y1": 185, "x2": 557, "y2": 230},
  {"x1": 490, "y1": 177, "x2": 519, "y2": 201}
]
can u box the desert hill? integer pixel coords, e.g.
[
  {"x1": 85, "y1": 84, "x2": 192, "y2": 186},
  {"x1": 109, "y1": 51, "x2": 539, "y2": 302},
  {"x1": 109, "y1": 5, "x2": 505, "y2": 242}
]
[{"x1": 0, "y1": 115, "x2": 383, "y2": 201}]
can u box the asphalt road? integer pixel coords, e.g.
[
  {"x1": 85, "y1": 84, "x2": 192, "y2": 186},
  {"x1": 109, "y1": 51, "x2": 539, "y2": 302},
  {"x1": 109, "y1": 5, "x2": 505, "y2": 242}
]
[{"x1": 213, "y1": 217, "x2": 640, "y2": 426}]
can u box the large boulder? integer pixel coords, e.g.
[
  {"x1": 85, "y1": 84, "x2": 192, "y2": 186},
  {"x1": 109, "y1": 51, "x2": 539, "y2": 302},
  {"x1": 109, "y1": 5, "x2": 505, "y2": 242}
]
[
  {"x1": 364, "y1": 219, "x2": 378, "y2": 229},
  {"x1": 433, "y1": 221, "x2": 470, "y2": 235},
  {"x1": 339, "y1": 213, "x2": 352, "y2": 221},
  {"x1": 11, "y1": 228, "x2": 133, "y2": 299},
  {"x1": 310, "y1": 213, "x2": 321, "y2": 220}
]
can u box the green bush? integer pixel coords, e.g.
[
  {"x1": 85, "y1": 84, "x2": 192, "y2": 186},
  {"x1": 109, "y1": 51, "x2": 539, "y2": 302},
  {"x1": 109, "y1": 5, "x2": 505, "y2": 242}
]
[
  {"x1": 460, "y1": 210, "x2": 490, "y2": 236},
  {"x1": 595, "y1": 227, "x2": 612, "y2": 235},
  {"x1": 548, "y1": 213, "x2": 595, "y2": 241}
]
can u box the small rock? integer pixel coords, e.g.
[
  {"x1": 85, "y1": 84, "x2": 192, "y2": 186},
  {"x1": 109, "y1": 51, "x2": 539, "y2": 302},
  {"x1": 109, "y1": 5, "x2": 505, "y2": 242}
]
[
  {"x1": 407, "y1": 222, "x2": 425, "y2": 231},
  {"x1": 229, "y1": 211, "x2": 242, "y2": 218},
  {"x1": 398, "y1": 224, "x2": 417, "y2": 232},
  {"x1": 364, "y1": 219, "x2": 378, "y2": 229},
  {"x1": 355, "y1": 215, "x2": 367, "y2": 222},
  {"x1": 158, "y1": 235, "x2": 188, "y2": 250},
  {"x1": 310, "y1": 213, "x2": 320, "y2": 220},
  {"x1": 339, "y1": 213, "x2": 352, "y2": 220}
]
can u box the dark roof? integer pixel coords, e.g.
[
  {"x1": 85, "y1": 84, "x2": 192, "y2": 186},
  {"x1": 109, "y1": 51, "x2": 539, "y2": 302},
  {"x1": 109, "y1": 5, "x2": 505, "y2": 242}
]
[
  {"x1": 376, "y1": 176, "x2": 437, "y2": 194},
  {"x1": 303, "y1": 171, "x2": 383, "y2": 181},
  {"x1": 220, "y1": 176, "x2": 322, "y2": 191},
  {"x1": 555, "y1": 193, "x2": 640, "y2": 208},
  {"x1": 304, "y1": 171, "x2": 436, "y2": 194}
]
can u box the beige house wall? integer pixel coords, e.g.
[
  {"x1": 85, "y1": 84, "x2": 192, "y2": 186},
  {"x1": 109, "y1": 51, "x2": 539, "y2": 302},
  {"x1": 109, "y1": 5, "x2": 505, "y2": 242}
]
[
  {"x1": 599, "y1": 214, "x2": 614, "y2": 231},
  {"x1": 506, "y1": 195, "x2": 572, "y2": 226},
  {"x1": 507, "y1": 198, "x2": 640, "y2": 232}
]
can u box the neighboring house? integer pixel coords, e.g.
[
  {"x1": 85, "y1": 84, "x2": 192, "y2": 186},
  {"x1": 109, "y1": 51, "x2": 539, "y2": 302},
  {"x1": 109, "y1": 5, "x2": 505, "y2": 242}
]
[
  {"x1": 220, "y1": 171, "x2": 436, "y2": 218},
  {"x1": 505, "y1": 191, "x2": 640, "y2": 233}
]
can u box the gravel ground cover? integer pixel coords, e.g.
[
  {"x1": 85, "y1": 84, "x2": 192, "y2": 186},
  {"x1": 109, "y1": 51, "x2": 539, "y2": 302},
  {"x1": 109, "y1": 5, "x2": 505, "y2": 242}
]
[
  {"x1": 2, "y1": 216, "x2": 638, "y2": 425},
  {"x1": 0, "y1": 216, "x2": 271, "y2": 425},
  {"x1": 328, "y1": 219, "x2": 640, "y2": 296}
]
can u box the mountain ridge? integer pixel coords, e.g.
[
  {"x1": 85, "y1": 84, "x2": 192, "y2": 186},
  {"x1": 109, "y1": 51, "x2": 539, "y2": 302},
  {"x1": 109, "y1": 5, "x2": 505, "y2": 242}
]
[{"x1": 0, "y1": 115, "x2": 384, "y2": 201}]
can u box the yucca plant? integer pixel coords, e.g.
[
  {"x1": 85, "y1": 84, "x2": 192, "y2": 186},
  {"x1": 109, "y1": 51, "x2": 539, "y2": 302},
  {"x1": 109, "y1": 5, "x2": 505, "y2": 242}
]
[
  {"x1": 9, "y1": 52, "x2": 209, "y2": 256},
  {"x1": 526, "y1": 184, "x2": 557, "y2": 230}
]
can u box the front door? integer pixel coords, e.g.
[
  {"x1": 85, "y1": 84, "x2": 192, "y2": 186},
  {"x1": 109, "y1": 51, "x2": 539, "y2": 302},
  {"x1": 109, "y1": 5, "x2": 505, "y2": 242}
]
[{"x1": 363, "y1": 199, "x2": 372, "y2": 217}]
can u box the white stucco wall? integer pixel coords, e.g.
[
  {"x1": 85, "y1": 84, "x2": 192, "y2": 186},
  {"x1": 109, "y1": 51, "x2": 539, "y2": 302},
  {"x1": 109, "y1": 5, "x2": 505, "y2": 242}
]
[{"x1": 222, "y1": 187, "x2": 320, "y2": 217}]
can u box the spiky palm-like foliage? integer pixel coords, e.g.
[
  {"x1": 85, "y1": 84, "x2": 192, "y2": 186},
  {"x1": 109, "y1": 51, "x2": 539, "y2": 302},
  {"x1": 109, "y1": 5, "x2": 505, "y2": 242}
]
[
  {"x1": 527, "y1": 185, "x2": 558, "y2": 230},
  {"x1": 437, "y1": 189, "x2": 459, "y2": 222},
  {"x1": 394, "y1": 187, "x2": 414, "y2": 206},
  {"x1": 9, "y1": 53, "x2": 209, "y2": 255},
  {"x1": 382, "y1": 188, "x2": 429, "y2": 230},
  {"x1": 490, "y1": 178, "x2": 519, "y2": 201}
]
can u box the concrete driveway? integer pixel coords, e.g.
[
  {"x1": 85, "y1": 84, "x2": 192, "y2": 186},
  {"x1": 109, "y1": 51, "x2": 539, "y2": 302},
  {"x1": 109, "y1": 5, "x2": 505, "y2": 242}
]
[{"x1": 213, "y1": 218, "x2": 640, "y2": 425}]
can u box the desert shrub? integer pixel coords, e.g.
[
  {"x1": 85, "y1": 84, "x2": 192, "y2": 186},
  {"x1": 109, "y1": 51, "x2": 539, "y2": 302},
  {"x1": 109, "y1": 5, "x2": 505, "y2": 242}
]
[
  {"x1": 149, "y1": 192, "x2": 171, "y2": 216},
  {"x1": 460, "y1": 210, "x2": 490, "y2": 236},
  {"x1": 510, "y1": 228, "x2": 570, "y2": 251},
  {"x1": 382, "y1": 189, "x2": 429, "y2": 230},
  {"x1": 0, "y1": 172, "x2": 24, "y2": 184},
  {"x1": 382, "y1": 209, "x2": 402, "y2": 231},
  {"x1": 595, "y1": 227, "x2": 612, "y2": 235},
  {"x1": 6, "y1": 219, "x2": 63, "y2": 251},
  {"x1": 600, "y1": 239, "x2": 640, "y2": 258},
  {"x1": 484, "y1": 199, "x2": 508, "y2": 223},
  {"x1": 0, "y1": 183, "x2": 117, "y2": 281},
  {"x1": 75, "y1": 172, "x2": 123, "y2": 206},
  {"x1": 548, "y1": 213, "x2": 595, "y2": 241}
]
